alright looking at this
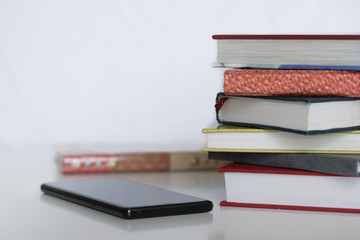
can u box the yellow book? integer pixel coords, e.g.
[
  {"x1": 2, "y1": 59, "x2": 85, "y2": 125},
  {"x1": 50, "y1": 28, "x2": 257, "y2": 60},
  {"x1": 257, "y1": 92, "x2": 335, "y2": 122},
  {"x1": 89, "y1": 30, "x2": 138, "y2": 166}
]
[{"x1": 202, "y1": 125, "x2": 360, "y2": 154}]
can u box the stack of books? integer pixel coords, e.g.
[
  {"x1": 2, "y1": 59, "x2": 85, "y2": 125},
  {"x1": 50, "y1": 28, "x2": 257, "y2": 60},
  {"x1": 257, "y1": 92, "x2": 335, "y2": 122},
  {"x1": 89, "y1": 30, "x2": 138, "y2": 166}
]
[{"x1": 203, "y1": 34, "x2": 360, "y2": 213}]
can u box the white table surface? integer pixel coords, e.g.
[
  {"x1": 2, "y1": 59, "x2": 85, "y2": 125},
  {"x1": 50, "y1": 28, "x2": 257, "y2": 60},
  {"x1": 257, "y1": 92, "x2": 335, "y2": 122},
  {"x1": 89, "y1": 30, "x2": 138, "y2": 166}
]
[{"x1": 1, "y1": 149, "x2": 360, "y2": 240}]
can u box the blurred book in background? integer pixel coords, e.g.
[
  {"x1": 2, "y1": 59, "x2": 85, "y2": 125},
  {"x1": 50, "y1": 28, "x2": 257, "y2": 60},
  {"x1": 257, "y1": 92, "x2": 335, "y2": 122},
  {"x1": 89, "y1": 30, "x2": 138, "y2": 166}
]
[{"x1": 55, "y1": 144, "x2": 227, "y2": 174}]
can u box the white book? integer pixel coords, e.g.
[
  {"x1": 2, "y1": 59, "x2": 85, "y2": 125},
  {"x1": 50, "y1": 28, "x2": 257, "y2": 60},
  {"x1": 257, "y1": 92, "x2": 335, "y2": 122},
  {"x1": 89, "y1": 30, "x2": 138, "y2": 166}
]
[
  {"x1": 215, "y1": 93, "x2": 360, "y2": 135},
  {"x1": 202, "y1": 126, "x2": 360, "y2": 154},
  {"x1": 218, "y1": 163, "x2": 360, "y2": 213},
  {"x1": 213, "y1": 34, "x2": 360, "y2": 66}
]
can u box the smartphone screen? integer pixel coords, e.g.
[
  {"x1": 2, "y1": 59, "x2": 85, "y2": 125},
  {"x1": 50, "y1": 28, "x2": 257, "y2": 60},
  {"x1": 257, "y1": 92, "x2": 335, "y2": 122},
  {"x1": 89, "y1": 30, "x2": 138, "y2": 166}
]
[{"x1": 41, "y1": 178, "x2": 213, "y2": 219}]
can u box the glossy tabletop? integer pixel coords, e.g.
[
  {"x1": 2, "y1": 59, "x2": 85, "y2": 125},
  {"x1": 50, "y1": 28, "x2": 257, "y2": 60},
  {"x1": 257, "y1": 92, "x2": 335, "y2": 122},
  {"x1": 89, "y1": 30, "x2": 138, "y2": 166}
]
[{"x1": 1, "y1": 149, "x2": 360, "y2": 240}]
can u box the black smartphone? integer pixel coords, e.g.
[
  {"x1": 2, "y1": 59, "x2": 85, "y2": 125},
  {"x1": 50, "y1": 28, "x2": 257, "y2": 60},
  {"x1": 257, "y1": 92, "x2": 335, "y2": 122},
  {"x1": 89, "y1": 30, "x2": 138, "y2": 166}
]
[{"x1": 41, "y1": 178, "x2": 213, "y2": 219}]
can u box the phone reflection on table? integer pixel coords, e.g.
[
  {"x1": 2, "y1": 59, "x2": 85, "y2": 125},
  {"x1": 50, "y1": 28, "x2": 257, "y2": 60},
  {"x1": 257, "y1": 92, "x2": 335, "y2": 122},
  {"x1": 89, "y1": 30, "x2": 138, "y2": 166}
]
[{"x1": 40, "y1": 194, "x2": 213, "y2": 232}]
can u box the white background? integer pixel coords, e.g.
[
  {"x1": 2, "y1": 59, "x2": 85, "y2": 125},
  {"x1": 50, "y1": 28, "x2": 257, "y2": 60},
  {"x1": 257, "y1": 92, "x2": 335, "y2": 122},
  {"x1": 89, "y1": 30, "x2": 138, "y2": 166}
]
[{"x1": 1, "y1": 0, "x2": 360, "y2": 150}]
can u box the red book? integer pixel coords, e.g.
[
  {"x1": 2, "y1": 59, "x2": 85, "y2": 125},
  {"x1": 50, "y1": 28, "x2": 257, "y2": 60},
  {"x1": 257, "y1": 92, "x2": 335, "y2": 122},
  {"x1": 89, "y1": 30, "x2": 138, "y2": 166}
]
[
  {"x1": 212, "y1": 35, "x2": 360, "y2": 40},
  {"x1": 61, "y1": 151, "x2": 227, "y2": 174},
  {"x1": 218, "y1": 163, "x2": 360, "y2": 214},
  {"x1": 212, "y1": 34, "x2": 360, "y2": 68},
  {"x1": 223, "y1": 69, "x2": 360, "y2": 97}
]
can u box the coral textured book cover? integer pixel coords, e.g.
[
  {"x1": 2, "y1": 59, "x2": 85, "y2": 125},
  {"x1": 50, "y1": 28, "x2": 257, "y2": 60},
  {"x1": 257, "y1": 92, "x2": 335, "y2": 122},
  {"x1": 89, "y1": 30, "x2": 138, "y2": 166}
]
[{"x1": 224, "y1": 69, "x2": 360, "y2": 97}]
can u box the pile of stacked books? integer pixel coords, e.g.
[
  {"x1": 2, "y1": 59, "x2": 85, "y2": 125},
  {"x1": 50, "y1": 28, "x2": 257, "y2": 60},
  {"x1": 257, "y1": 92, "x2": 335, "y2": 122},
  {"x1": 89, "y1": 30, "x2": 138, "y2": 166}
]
[{"x1": 203, "y1": 34, "x2": 360, "y2": 213}]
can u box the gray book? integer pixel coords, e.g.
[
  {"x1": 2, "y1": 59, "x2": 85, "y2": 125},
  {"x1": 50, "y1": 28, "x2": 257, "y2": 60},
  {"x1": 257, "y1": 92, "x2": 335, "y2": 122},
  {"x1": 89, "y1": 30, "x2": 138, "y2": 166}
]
[{"x1": 208, "y1": 152, "x2": 360, "y2": 177}]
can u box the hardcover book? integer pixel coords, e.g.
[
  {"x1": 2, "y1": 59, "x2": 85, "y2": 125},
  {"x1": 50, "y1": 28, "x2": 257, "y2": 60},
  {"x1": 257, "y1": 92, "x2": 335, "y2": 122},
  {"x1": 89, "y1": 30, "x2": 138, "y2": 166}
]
[
  {"x1": 218, "y1": 163, "x2": 360, "y2": 213},
  {"x1": 56, "y1": 143, "x2": 227, "y2": 174},
  {"x1": 208, "y1": 152, "x2": 360, "y2": 177},
  {"x1": 212, "y1": 63, "x2": 360, "y2": 71},
  {"x1": 61, "y1": 152, "x2": 227, "y2": 174},
  {"x1": 202, "y1": 125, "x2": 360, "y2": 154},
  {"x1": 223, "y1": 69, "x2": 360, "y2": 97},
  {"x1": 215, "y1": 92, "x2": 360, "y2": 135},
  {"x1": 213, "y1": 34, "x2": 360, "y2": 67}
]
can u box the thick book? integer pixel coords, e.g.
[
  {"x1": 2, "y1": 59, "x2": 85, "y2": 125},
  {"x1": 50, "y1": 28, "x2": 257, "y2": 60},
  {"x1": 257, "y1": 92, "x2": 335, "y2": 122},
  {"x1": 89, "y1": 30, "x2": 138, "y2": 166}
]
[
  {"x1": 208, "y1": 152, "x2": 360, "y2": 177},
  {"x1": 215, "y1": 92, "x2": 360, "y2": 135},
  {"x1": 202, "y1": 125, "x2": 360, "y2": 154},
  {"x1": 61, "y1": 151, "x2": 227, "y2": 174},
  {"x1": 218, "y1": 163, "x2": 360, "y2": 213},
  {"x1": 223, "y1": 69, "x2": 360, "y2": 97},
  {"x1": 213, "y1": 34, "x2": 360, "y2": 67}
]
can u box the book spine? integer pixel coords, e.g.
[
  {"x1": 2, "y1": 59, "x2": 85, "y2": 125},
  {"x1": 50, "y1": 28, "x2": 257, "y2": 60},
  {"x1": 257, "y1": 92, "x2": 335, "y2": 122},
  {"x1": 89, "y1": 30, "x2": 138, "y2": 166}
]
[
  {"x1": 209, "y1": 152, "x2": 360, "y2": 177},
  {"x1": 62, "y1": 152, "x2": 226, "y2": 174},
  {"x1": 223, "y1": 69, "x2": 360, "y2": 97}
]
